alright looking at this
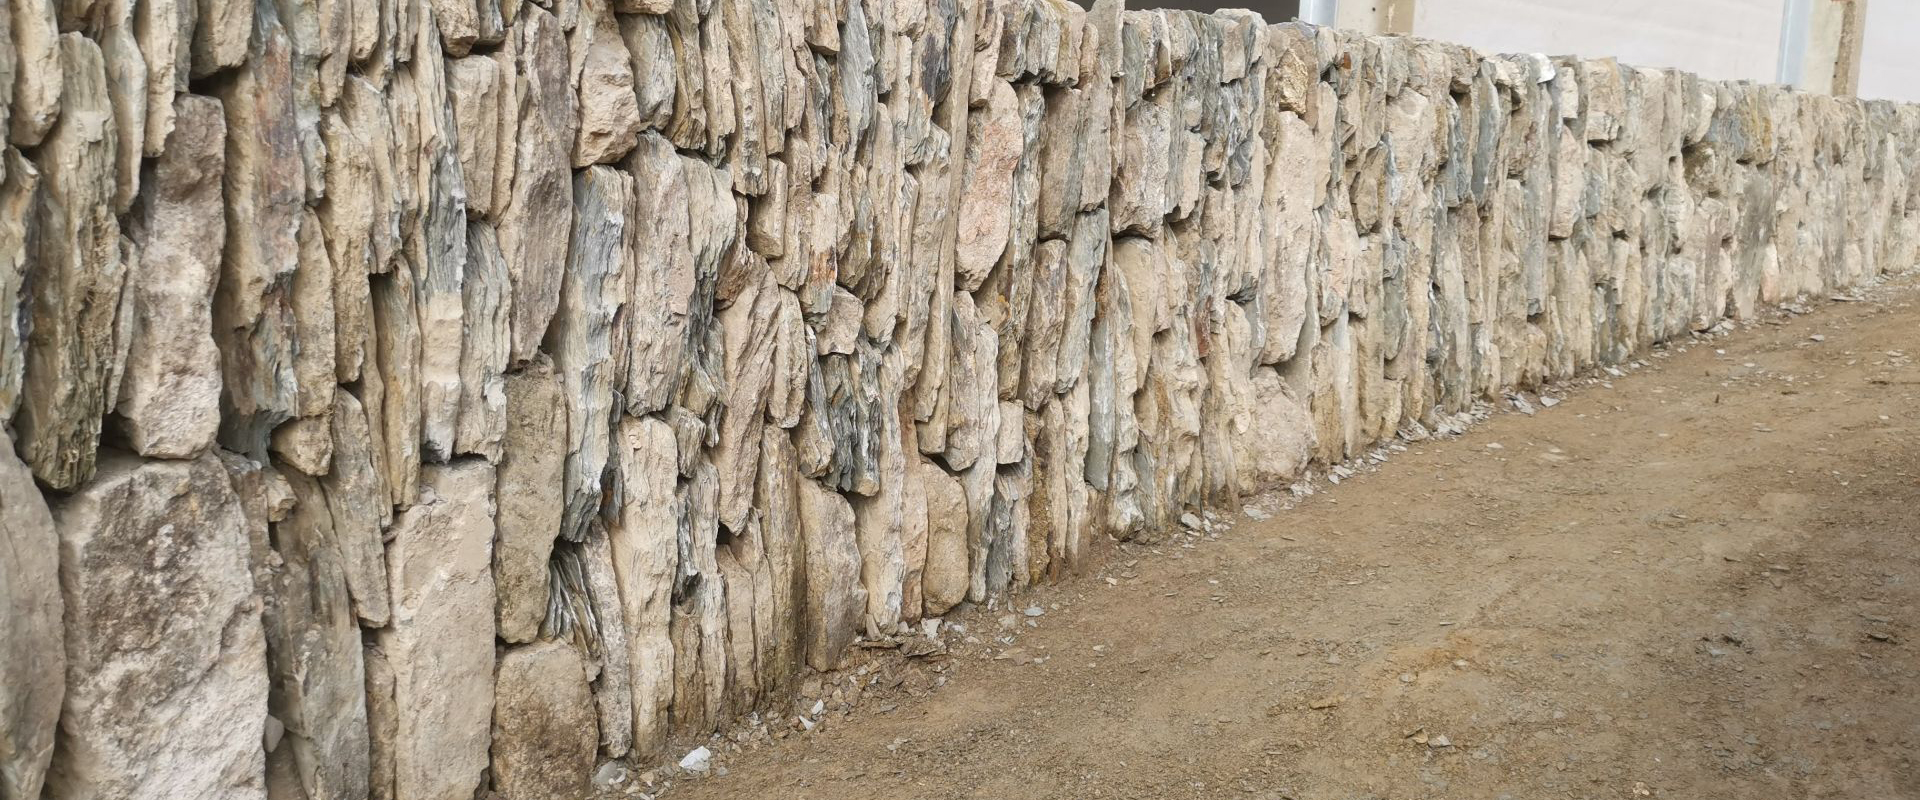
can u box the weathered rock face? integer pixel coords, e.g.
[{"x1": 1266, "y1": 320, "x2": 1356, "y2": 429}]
[
  {"x1": 489, "y1": 641, "x2": 597, "y2": 800},
  {"x1": 0, "y1": 432, "x2": 61, "y2": 800},
  {"x1": 265, "y1": 471, "x2": 371, "y2": 800},
  {"x1": 47, "y1": 453, "x2": 268, "y2": 800},
  {"x1": 493, "y1": 357, "x2": 566, "y2": 643},
  {"x1": 376, "y1": 460, "x2": 496, "y2": 800},
  {"x1": 15, "y1": 34, "x2": 126, "y2": 491},
  {"x1": 8, "y1": 3, "x2": 1920, "y2": 795},
  {"x1": 116, "y1": 94, "x2": 224, "y2": 459},
  {"x1": 798, "y1": 478, "x2": 865, "y2": 671}
]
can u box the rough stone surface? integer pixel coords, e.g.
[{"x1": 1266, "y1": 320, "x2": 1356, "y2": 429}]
[
  {"x1": 7, "y1": 6, "x2": 1920, "y2": 795},
  {"x1": 609, "y1": 409, "x2": 678, "y2": 756},
  {"x1": 16, "y1": 35, "x2": 126, "y2": 491},
  {"x1": 117, "y1": 95, "x2": 223, "y2": 459},
  {"x1": 489, "y1": 641, "x2": 597, "y2": 800},
  {"x1": 493, "y1": 357, "x2": 565, "y2": 644},
  {"x1": 0, "y1": 432, "x2": 60, "y2": 800},
  {"x1": 48, "y1": 453, "x2": 268, "y2": 800},
  {"x1": 378, "y1": 460, "x2": 496, "y2": 800},
  {"x1": 500, "y1": 7, "x2": 576, "y2": 364},
  {"x1": 798, "y1": 478, "x2": 865, "y2": 671},
  {"x1": 265, "y1": 471, "x2": 371, "y2": 800}
]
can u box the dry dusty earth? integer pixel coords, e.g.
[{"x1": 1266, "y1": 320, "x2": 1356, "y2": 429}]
[{"x1": 663, "y1": 277, "x2": 1920, "y2": 800}]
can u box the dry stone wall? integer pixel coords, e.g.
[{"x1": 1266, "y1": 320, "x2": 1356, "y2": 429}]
[{"x1": 3, "y1": 0, "x2": 1919, "y2": 796}]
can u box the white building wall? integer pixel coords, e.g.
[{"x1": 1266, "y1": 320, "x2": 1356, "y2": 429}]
[
  {"x1": 1410, "y1": 0, "x2": 1784, "y2": 83},
  {"x1": 1859, "y1": 2, "x2": 1920, "y2": 102}
]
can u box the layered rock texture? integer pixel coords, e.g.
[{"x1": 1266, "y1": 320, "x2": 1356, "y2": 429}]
[{"x1": 5, "y1": 0, "x2": 1920, "y2": 795}]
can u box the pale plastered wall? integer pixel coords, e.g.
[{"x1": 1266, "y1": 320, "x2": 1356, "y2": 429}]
[
  {"x1": 1860, "y1": 1, "x2": 1920, "y2": 102},
  {"x1": 1411, "y1": 0, "x2": 1785, "y2": 83}
]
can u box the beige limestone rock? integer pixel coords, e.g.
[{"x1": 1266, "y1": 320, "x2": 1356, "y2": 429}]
[
  {"x1": 798, "y1": 479, "x2": 865, "y2": 670},
  {"x1": 492, "y1": 357, "x2": 566, "y2": 644},
  {"x1": 0, "y1": 431, "x2": 60, "y2": 800},
  {"x1": 850, "y1": 354, "x2": 909, "y2": 633},
  {"x1": 500, "y1": 6, "x2": 577, "y2": 364},
  {"x1": 133, "y1": 0, "x2": 187, "y2": 157},
  {"x1": 319, "y1": 78, "x2": 395, "y2": 385},
  {"x1": 284, "y1": 210, "x2": 338, "y2": 455},
  {"x1": 16, "y1": 35, "x2": 126, "y2": 491},
  {"x1": 669, "y1": 458, "x2": 728, "y2": 734},
  {"x1": 98, "y1": 0, "x2": 145, "y2": 213},
  {"x1": 8, "y1": 0, "x2": 60, "y2": 147},
  {"x1": 265, "y1": 472, "x2": 372, "y2": 800},
  {"x1": 897, "y1": 450, "x2": 930, "y2": 620},
  {"x1": 455, "y1": 222, "x2": 510, "y2": 461},
  {"x1": 212, "y1": 16, "x2": 305, "y2": 456},
  {"x1": 378, "y1": 459, "x2": 497, "y2": 800},
  {"x1": 489, "y1": 642, "x2": 597, "y2": 799},
  {"x1": 399, "y1": 35, "x2": 472, "y2": 468},
  {"x1": 753, "y1": 422, "x2": 803, "y2": 684},
  {"x1": 552, "y1": 166, "x2": 632, "y2": 542},
  {"x1": 370, "y1": 251, "x2": 422, "y2": 509},
  {"x1": 447, "y1": 56, "x2": 504, "y2": 219},
  {"x1": 622, "y1": 133, "x2": 698, "y2": 416},
  {"x1": 570, "y1": 1, "x2": 642, "y2": 166},
  {"x1": 711, "y1": 274, "x2": 787, "y2": 530},
  {"x1": 954, "y1": 80, "x2": 1020, "y2": 291},
  {"x1": 322, "y1": 388, "x2": 392, "y2": 625},
  {"x1": 0, "y1": 149, "x2": 34, "y2": 423},
  {"x1": 190, "y1": 0, "x2": 249, "y2": 77},
  {"x1": 48, "y1": 453, "x2": 268, "y2": 800},
  {"x1": 608, "y1": 415, "x2": 678, "y2": 756},
  {"x1": 117, "y1": 95, "x2": 223, "y2": 459},
  {"x1": 579, "y1": 521, "x2": 635, "y2": 758},
  {"x1": 619, "y1": 11, "x2": 677, "y2": 132},
  {"x1": 433, "y1": 0, "x2": 483, "y2": 56},
  {"x1": 919, "y1": 461, "x2": 968, "y2": 616},
  {"x1": 269, "y1": 415, "x2": 334, "y2": 476},
  {"x1": 363, "y1": 643, "x2": 396, "y2": 800}
]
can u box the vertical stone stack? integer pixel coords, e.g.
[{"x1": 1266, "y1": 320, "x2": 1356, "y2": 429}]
[{"x1": 3, "y1": 1, "x2": 1919, "y2": 796}]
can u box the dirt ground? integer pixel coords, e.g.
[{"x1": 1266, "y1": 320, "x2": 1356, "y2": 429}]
[{"x1": 663, "y1": 277, "x2": 1920, "y2": 800}]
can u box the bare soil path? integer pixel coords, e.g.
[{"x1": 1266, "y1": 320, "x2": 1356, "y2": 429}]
[{"x1": 666, "y1": 278, "x2": 1920, "y2": 800}]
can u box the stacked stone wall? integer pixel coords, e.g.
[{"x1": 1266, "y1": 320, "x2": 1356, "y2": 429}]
[{"x1": 3, "y1": 0, "x2": 1918, "y2": 796}]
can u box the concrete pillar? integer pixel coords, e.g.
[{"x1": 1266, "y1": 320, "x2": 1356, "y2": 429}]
[{"x1": 1332, "y1": 0, "x2": 1414, "y2": 34}]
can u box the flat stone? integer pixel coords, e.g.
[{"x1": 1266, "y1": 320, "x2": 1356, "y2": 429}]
[
  {"x1": 490, "y1": 642, "x2": 597, "y2": 800},
  {"x1": 954, "y1": 80, "x2": 1020, "y2": 291},
  {"x1": 608, "y1": 415, "x2": 678, "y2": 757},
  {"x1": 570, "y1": 4, "x2": 642, "y2": 166},
  {"x1": 551, "y1": 166, "x2": 631, "y2": 542},
  {"x1": 455, "y1": 222, "x2": 509, "y2": 461},
  {"x1": 622, "y1": 133, "x2": 698, "y2": 416},
  {"x1": 0, "y1": 150, "x2": 34, "y2": 422},
  {"x1": 49, "y1": 453, "x2": 268, "y2": 800},
  {"x1": 116, "y1": 95, "x2": 223, "y2": 459},
  {"x1": 210, "y1": 16, "x2": 304, "y2": 457},
  {"x1": 0, "y1": 432, "x2": 60, "y2": 800},
  {"x1": 798, "y1": 479, "x2": 865, "y2": 670},
  {"x1": 499, "y1": 6, "x2": 576, "y2": 364},
  {"x1": 322, "y1": 388, "x2": 392, "y2": 625},
  {"x1": 919, "y1": 461, "x2": 969, "y2": 616},
  {"x1": 493, "y1": 356, "x2": 566, "y2": 644},
  {"x1": 377, "y1": 459, "x2": 497, "y2": 800},
  {"x1": 264, "y1": 471, "x2": 371, "y2": 800},
  {"x1": 8, "y1": 0, "x2": 60, "y2": 146},
  {"x1": 15, "y1": 35, "x2": 127, "y2": 490}
]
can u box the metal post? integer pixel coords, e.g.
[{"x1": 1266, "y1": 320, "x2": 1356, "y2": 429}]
[
  {"x1": 1299, "y1": 0, "x2": 1337, "y2": 27},
  {"x1": 1777, "y1": 0, "x2": 1812, "y2": 87}
]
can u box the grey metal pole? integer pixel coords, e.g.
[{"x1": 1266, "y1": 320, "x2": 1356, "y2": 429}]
[
  {"x1": 1300, "y1": 0, "x2": 1337, "y2": 26},
  {"x1": 1777, "y1": 0, "x2": 1812, "y2": 87}
]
